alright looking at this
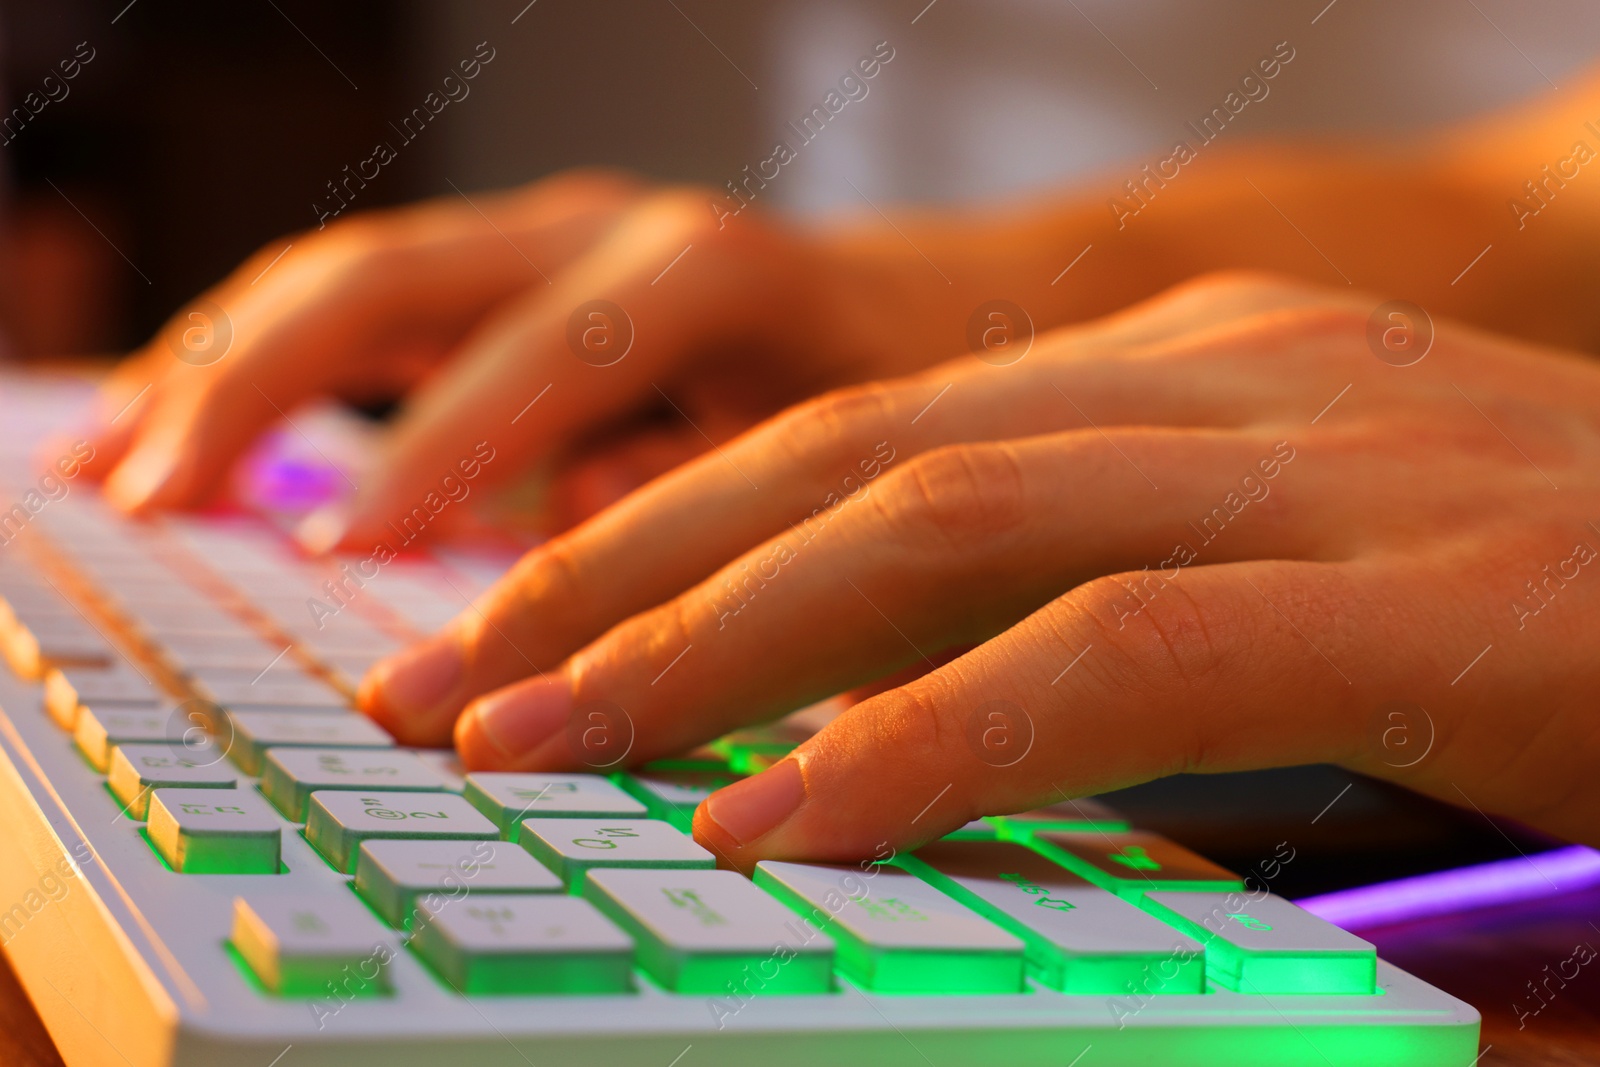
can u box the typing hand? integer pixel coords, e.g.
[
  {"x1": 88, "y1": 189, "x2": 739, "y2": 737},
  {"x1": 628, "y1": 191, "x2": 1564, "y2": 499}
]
[
  {"x1": 76, "y1": 170, "x2": 960, "y2": 546},
  {"x1": 361, "y1": 272, "x2": 1600, "y2": 861}
]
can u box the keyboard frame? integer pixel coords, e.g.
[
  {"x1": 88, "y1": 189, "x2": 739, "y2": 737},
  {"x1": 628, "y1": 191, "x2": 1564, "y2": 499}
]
[{"x1": 0, "y1": 672, "x2": 1481, "y2": 1067}]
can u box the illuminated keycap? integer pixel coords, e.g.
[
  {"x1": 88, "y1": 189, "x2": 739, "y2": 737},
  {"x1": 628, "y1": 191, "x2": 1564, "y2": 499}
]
[
  {"x1": 409, "y1": 894, "x2": 634, "y2": 995},
  {"x1": 225, "y1": 710, "x2": 392, "y2": 775},
  {"x1": 260, "y1": 747, "x2": 452, "y2": 821},
  {"x1": 148, "y1": 788, "x2": 281, "y2": 874},
  {"x1": 621, "y1": 770, "x2": 741, "y2": 831},
  {"x1": 464, "y1": 773, "x2": 648, "y2": 839},
  {"x1": 231, "y1": 894, "x2": 396, "y2": 996},
  {"x1": 584, "y1": 868, "x2": 835, "y2": 994},
  {"x1": 355, "y1": 839, "x2": 561, "y2": 928},
  {"x1": 518, "y1": 818, "x2": 714, "y2": 887},
  {"x1": 755, "y1": 861, "x2": 1024, "y2": 993},
  {"x1": 1030, "y1": 830, "x2": 1242, "y2": 898},
  {"x1": 1140, "y1": 891, "x2": 1377, "y2": 994},
  {"x1": 989, "y1": 797, "x2": 1130, "y2": 837},
  {"x1": 903, "y1": 840, "x2": 1205, "y2": 993},
  {"x1": 107, "y1": 743, "x2": 237, "y2": 820},
  {"x1": 304, "y1": 790, "x2": 498, "y2": 873}
]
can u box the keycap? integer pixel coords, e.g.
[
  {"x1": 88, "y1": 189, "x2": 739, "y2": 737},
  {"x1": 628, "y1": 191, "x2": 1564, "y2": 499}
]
[
  {"x1": 225, "y1": 710, "x2": 393, "y2": 775},
  {"x1": 408, "y1": 894, "x2": 634, "y2": 995},
  {"x1": 147, "y1": 788, "x2": 282, "y2": 874},
  {"x1": 44, "y1": 664, "x2": 162, "y2": 729},
  {"x1": 943, "y1": 819, "x2": 1000, "y2": 840},
  {"x1": 191, "y1": 670, "x2": 348, "y2": 709},
  {"x1": 305, "y1": 790, "x2": 498, "y2": 873},
  {"x1": 518, "y1": 818, "x2": 714, "y2": 887},
  {"x1": 4, "y1": 615, "x2": 112, "y2": 677},
  {"x1": 260, "y1": 747, "x2": 453, "y2": 821},
  {"x1": 710, "y1": 722, "x2": 809, "y2": 773},
  {"x1": 990, "y1": 797, "x2": 1130, "y2": 836},
  {"x1": 75, "y1": 703, "x2": 214, "y2": 772},
  {"x1": 621, "y1": 770, "x2": 742, "y2": 831},
  {"x1": 354, "y1": 839, "x2": 562, "y2": 928},
  {"x1": 584, "y1": 868, "x2": 835, "y2": 994},
  {"x1": 464, "y1": 773, "x2": 648, "y2": 839},
  {"x1": 154, "y1": 632, "x2": 284, "y2": 669},
  {"x1": 755, "y1": 861, "x2": 1025, "y2": 993},
  {"x1": 1140, "y1": 891, "x2": 1377, "y2": 994},
  {"x1": 1030, "y1": 830, "x2": 1243, "y2": 898},
  {"x1": 107, "y1": 743, "x2": 238, "y2": 820},
  {"x1": 231, "y1": 894, "x2": 397, "y2": 996},
  {"x1": 903, "y1": 840, "x2": 1206, "y2": 993}
]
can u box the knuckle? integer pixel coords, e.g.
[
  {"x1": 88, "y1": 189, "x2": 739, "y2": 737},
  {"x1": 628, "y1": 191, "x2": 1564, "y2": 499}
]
[
  {"x1": 475, "y1": 541, "x2": 588, "y2": 647},
  {"x1": 1172, "y1": 268, "x2": 1313, "y2": 304},
  {"x1": 873, "y1": 442, "x2": 1029, "y2": 553},
  {"x1": 769, "y1": 384, "x2": 897, "y2": 468},
  {"x1": 1065, "y1": 573, "x2": 1239, "y2": 770}
]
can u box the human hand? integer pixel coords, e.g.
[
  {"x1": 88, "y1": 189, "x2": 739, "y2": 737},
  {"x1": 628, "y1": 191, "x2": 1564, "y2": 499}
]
[
  {"x1": 75, "y1": 169, "x2": 969, "y2": 545},
  {"x1": 358, "y1": 271, "x2": 1600, "y2": 862}
]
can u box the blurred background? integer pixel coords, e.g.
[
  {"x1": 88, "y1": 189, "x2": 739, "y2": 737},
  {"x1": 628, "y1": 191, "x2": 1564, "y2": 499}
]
[{"x1": 1, "y1": 0, "x2": 1598, "y2": 362}]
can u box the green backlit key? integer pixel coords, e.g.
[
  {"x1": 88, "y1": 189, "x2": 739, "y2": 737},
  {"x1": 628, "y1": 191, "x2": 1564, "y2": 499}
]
[
  {"x1": 409, "y1": 893, "x2": 634, "y2": 995},
  {"x1": 355, "y1": 839, "x2": 562, "y2": 928},
  {"x1": 584, "y1": 868, "x2": 835, "y2": 994},
  {"x1": 518, "y1": 818, "x2": 714, "y2": 887},
  {"x1": 463, "y1": 772, "x2": 647, "y2": 840},
  {"x1": 108, "y1": 743, "x2": 237, "y2": 820},
  {"x1": 147, "y1": 788, "x2": 281, "y2": 874},
  {"x1": 1029, "y1": 830, "x2": 1243, "y2": 899},
  {"x1": 231, "y1": 893, "x2": 397, "y2": 997},
  {"x1": 901, "y1": 840, "x2": 1205, "y2": 994},
  {"x1": 755, "y1": 861, "x2": 1025, "y2": 994},
  {"x1": 620, "y1": 770, "x2": 741, "y2": 831},
  {"x1": 261, "y1": 747, "x2": 452, "y2": 821},
  {"x1": 990, "y1": 797, "x2": 1130, "y2": 837},
  {"x1": 1140, "y1": 891, "x2": 1378, "y2": 994},
  {"x1": 226, "y1": 710, "x2": 393, "y2": 775},
  {"x1": 305, "y1": 790, "x2": 498, "y2": 873}
]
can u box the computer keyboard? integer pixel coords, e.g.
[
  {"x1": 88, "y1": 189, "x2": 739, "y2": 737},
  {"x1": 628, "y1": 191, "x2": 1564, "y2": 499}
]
[{"x1": 0, "y1": 386, "x2": 1480, "y2": 1066}]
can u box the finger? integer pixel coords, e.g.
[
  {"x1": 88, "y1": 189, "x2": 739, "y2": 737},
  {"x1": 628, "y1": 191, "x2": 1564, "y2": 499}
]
[
  {"x1": 363, "y1": 299, "x2": 1354, "y2": 741},
  {"x1": 449, "y1": 429, "x2": 1335, "y2": 770},
  {"x1": 318, "y1": 189, "x2": 827, "y2": 555},
  {"x1": 99, "y1": 172, "x2": 642, "y2": 512},
  {"x1": 689, "y1": 557, "x2": 1391, "y2": 868},
  {"x1": 542, "y1": 425, "x2": 710, "y2": 530}
]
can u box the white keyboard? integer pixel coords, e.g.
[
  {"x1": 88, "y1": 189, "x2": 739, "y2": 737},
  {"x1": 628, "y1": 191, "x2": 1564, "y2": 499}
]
[{"x1": 0, "y1": 382, "x2": 1480, "y2": 1067}]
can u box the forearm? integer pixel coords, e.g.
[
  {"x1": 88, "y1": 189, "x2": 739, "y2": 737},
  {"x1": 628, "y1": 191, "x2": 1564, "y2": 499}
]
[{"x1": 820, "y1": 71, "x2": 1600, "y2": 359}]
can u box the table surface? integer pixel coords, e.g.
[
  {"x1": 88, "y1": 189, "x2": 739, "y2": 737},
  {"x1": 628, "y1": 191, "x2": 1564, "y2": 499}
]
[{"x1": 3, "y1": 884, "x2": 1596, "y2": 1067}]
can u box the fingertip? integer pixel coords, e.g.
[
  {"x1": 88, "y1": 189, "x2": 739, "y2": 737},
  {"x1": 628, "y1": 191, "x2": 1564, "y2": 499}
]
[
  {"x1": 452, "y1": 673, "x2": 573, "y2": 770},
  {"x1": 698, "y1": 758, "x2": 806, "y2": 866},
  {"x1": 357, "y1": 634, "x2": 466, "y2": 745},
  {"x1": 102, "y1": 443, "x2": 182, "y2": 513},
  {"x1": 294, "y1": 505, "x2": 349, "y2": 555}
]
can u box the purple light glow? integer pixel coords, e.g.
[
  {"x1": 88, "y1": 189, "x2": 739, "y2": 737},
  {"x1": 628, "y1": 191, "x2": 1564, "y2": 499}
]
[{"x1": 1295, "y1": 845, "x2": 1600, "y2": 931}]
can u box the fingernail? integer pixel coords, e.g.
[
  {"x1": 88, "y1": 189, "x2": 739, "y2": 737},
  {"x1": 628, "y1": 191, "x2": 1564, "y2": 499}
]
[
  {"x1": 369, "y1": 636, "x2": 465, "y2": 719},
  {"x1": 103, "y1": 444, "x2": 180, "y2": 511},
  {"x1": 467, "y1": 673, "x2": 573, "y2": 760},
  {"x1": 295, "y1": 505, "x2": 349, "y2": 555},
  {"x1": 703, "y1": 759, "x2": 805, "y2": 847}
]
